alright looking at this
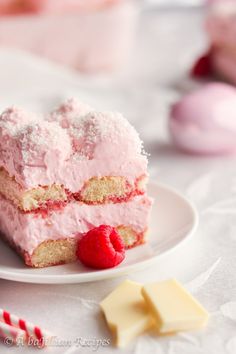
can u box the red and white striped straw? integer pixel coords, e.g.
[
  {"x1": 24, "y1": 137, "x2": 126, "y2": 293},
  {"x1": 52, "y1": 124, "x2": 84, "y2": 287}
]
[
  {"x1": 0, "y1": 321, "x2": 26, "y2": 344},
  {"x1": 0, "y1": 309, "x2": 53, "y2": 347}
]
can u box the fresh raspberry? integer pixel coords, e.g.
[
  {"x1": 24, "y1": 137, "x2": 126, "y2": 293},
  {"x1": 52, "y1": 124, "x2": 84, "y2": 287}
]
[
  {"x1": 191, "y1": 51, "x2": 212, "y2": 78},
  {"x1": 76, "y1": 225, "x2": 125, "y2": 269}
]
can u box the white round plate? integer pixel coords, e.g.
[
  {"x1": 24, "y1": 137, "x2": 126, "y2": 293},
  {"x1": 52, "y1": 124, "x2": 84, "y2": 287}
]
[{"x1": 0, "y1": 182, "x2": 198, "y2": 284}]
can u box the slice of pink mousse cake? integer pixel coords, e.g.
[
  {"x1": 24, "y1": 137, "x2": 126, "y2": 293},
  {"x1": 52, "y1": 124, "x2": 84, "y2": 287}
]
[{"x1": 0, "y1": 98, "x2": 152, "y2": 267}]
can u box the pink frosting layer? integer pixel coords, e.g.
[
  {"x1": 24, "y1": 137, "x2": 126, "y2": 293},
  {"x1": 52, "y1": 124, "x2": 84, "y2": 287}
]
[
  {"x1": 0, "y1": 99, "x2": 148, "y2": 191},
  {"x1": 0, "y1": 194, "x2": 152, "y2": 255}
]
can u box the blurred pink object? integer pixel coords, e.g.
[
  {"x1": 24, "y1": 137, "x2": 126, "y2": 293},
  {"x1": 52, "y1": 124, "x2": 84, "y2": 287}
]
[
  {"x1": 0, "y1": 0, "x2": 121, "y2": 14},
  {"x1": 206, "y1": 0, "x2": 236, "y2": 4},
  {"x1": 0, "y1": 0, "x2": 137, "y2": 72},
  {"x1": 21, "y1": 0, "x2": 122, "y2": 14},
  {"x1": 0, "y1": 0, "x2": 16, "y2": 14},
  {"x1": 205, "y1": 0, "x2": 236, "y2": 84},
  {"x1": 169, "y1": 83, "x2": 236, "y2": 155}
]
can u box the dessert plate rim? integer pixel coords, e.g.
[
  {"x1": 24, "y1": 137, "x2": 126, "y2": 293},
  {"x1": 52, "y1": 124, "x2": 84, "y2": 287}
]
[{"x1": 0, "y1": 182, "x2": 198, "y2": 284}]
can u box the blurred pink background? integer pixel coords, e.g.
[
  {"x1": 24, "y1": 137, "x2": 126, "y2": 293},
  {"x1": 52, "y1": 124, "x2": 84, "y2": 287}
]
[{"x1": 0, "y1": 0, "x2": 137, "y2": 72}]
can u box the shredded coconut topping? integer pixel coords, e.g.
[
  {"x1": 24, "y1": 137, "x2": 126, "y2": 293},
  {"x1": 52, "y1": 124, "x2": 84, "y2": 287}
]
[
  {"x1": 68, "y1": 111, "x2": 142, "y2": 158},
  {"x1": 49, "y1": 98, "x2": 92, "y2": 129},
  {"x1": 0, "y1": 98, "x2": 144, "y2": 165},
  {"x1": 0, "y1": 106, "x2": 38, "y2": 136},
  {"x1": 16, "y1": 121, "x2": 72, "y2": 165}
]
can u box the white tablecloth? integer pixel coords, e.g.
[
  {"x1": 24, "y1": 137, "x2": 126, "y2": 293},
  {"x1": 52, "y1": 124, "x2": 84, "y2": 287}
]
[{"x1": 0, "y1": 7, "x2": 235, "y2": 354}]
